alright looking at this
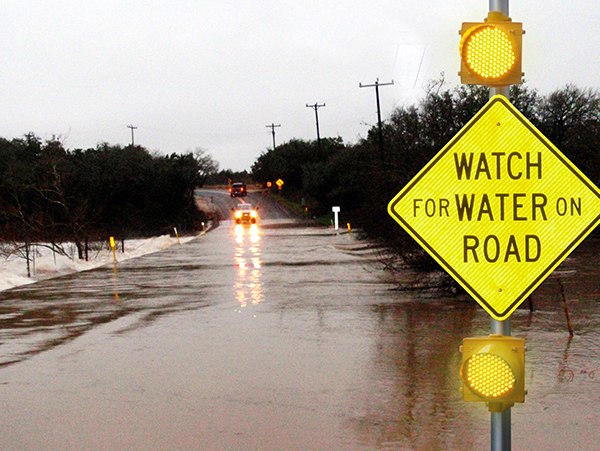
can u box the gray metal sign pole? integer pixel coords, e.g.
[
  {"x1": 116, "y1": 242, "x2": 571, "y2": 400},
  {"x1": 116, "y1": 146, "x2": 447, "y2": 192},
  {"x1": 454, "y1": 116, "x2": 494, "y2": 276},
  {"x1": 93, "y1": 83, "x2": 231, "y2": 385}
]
[
  {"x1": 489, "y1": 1, "x2": 512, "y2": 448},
  {"x1": 491, "y1": 318, "x2": 511, "y2": 451},
  {"x1": 488, "y1": 148, "x2": 512, "y2": 449}
]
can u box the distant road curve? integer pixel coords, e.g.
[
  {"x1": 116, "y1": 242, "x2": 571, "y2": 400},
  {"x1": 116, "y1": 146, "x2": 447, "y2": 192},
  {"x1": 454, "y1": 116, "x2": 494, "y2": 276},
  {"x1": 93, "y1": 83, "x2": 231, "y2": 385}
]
[{"x1": 195, "y1": 188, "x2": 297, "y2": 221}]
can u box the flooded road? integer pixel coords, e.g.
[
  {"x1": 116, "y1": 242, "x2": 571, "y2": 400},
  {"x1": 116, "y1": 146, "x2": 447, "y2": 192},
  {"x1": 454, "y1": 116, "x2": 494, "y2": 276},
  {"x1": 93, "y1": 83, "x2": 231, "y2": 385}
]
[{"x1": 0, "y1": 218, "x2": 599, "y2": 450}]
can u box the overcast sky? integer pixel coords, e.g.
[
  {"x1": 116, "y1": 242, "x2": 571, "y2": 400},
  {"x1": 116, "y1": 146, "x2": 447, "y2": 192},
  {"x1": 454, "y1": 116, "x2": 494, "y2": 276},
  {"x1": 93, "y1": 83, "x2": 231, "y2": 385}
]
[{"x1": 1, "y1": 1, "x2": 598, "y2": 171}]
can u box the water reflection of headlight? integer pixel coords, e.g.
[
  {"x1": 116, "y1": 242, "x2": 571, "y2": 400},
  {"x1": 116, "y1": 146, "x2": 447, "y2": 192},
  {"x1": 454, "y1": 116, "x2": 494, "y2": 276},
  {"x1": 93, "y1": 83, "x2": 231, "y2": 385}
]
[
  {"x1": 234, "y1": 224, "x2": 244, "y2": 243},
  {"x1": 250, "y1": 224, "x2": 259, "y2": 243},
  {"x1": 234, "y1": 223, "x2": 263, "y2": 308},
  {"x1": 236, "y1": 257, "x2": 248, "y2": 271}
]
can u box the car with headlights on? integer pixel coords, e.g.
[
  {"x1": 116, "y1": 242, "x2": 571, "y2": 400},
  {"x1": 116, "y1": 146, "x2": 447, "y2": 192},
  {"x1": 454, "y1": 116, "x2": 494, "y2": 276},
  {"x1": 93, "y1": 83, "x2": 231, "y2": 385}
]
[{"x1": 234, "y1": 203, "x2": 258, "y2": 224}]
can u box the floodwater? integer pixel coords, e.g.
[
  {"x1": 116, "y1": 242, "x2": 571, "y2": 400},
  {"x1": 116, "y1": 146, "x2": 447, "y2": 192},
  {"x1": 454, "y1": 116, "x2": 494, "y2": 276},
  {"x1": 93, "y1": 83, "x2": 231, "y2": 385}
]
[{"x1": 0, "y1": 219, "x2": 599, "y2": 450}]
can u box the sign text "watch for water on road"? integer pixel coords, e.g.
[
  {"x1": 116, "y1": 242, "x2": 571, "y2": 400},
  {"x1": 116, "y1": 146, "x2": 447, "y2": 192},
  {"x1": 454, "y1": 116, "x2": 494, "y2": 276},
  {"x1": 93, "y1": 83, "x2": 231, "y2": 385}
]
[{"x1": 389, "y1": 96, "x2": 600, "y2": 321}]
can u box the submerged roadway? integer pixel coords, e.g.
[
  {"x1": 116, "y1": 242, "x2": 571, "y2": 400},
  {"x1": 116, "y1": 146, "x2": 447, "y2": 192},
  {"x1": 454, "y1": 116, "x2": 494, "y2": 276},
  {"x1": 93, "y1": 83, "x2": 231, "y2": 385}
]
[{"x1": 0, "y1": 189, "x2": 598, "y2": 450}]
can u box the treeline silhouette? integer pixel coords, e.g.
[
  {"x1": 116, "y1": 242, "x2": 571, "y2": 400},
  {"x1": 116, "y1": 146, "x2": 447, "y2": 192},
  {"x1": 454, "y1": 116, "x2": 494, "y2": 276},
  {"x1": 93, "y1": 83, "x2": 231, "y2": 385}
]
[
  {"x1": 0, "y1": 135, "x2": 209, "y2": 258},
  {"x1": 252, "y1": 80, "x2": 600, "y2": 281}
]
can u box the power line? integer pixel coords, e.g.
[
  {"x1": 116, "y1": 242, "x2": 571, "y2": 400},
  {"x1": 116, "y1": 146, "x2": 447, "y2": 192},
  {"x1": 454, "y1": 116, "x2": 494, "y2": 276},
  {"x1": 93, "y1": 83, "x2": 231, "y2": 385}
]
[
  {"x1": 305, "y1": 103, "x2": 326, "y2": 151},
  {"x1": 265, "y1": 123, "x2": 281, "y2": 150}
]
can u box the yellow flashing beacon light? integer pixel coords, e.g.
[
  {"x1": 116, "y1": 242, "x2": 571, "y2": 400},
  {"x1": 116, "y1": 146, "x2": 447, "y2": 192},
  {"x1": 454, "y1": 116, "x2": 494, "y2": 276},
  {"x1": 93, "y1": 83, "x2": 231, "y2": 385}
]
[
  {"x1": 459, "y1": 11, "x2": 524, "y2": 86},
  {"x1": 460, "y1": 334, "x2": 526, "y2": 412}
]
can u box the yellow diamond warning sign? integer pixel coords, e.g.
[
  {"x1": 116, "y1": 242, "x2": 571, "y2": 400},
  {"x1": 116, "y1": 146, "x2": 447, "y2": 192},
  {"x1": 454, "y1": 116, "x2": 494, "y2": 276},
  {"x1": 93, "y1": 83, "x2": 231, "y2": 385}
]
[{"x1": 388, "y1": 95, "x2": 600, "y2": 320}]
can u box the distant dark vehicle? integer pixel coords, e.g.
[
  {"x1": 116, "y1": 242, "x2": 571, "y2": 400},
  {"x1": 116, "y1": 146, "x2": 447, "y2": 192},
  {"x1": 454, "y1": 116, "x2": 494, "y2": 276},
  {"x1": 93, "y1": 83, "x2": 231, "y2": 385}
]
[
  {"x1": 234, "y1": 203, "x2": 258, "y2": 224},
  {"x1": 229, "y1": 182, "x2": 247, "y2": 197}
]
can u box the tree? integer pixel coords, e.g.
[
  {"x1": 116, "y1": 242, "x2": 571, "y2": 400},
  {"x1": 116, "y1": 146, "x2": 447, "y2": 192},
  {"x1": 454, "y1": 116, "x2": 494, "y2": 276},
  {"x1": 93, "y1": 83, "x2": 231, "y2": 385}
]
[
  {"x1": 252, "y1": 137, "x2": 344, "y2": 195},
  {"x1": 192, "y1": 147, "x2": 220, "y2": 186},
  {"x1": 535, "y1": 85, "x2": 600, "y2": 146},
  {"x1": 534, "y1": 85, "x2": 600, "y2": 183},
  {"x1": 0, "y1": 137, "x2": 212, "y2": 255},
  {"x1": 205, "y1": 169, "x2": 251, "y2": 186}
]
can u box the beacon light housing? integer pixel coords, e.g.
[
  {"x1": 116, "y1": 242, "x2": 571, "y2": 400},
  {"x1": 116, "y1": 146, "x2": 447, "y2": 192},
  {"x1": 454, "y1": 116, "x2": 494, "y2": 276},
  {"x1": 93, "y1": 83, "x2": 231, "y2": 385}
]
[
  {"x1": 459, "y1": 11, "x2": 524, "y2": 86},
  {"x1": 460, "y1": 334, "x2": 526, "y2": 411}
]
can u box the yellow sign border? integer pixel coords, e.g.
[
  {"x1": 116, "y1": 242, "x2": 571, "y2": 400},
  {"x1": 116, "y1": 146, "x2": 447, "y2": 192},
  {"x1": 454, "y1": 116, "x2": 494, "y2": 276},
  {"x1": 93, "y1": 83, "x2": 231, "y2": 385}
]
[{"x1": 388, "y1": 95, "x2": 600, "y2": 320}]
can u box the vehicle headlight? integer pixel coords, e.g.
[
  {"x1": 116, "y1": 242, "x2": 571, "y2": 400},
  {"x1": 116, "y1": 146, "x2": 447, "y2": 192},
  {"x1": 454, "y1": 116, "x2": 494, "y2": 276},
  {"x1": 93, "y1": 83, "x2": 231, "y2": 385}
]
[
  {"x1": 235, "y1": 211, "x2": 242, "y2": 218},
  {"x1": 250, "y1": 211, "x2": 257, "y2": 218}
]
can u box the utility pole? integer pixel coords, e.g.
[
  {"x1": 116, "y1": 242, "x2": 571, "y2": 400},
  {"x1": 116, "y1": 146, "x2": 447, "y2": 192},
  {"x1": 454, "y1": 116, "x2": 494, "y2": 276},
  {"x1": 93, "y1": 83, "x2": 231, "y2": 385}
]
[
  {"x1": 359, "y1": 79, "x2": 394, "y2": 153},
  {"x1": 488, "y1": 1, "x2": 512, "y2": 450},
  {"x1": 266, "y1": 123, "x2": 281, "y2": 150},
  {"x1": 127, "y1": 124, "x2": 137, "y2": 147},
  {"x1": 306, "y1": 103, "x2": 326, "y2": 151}
]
